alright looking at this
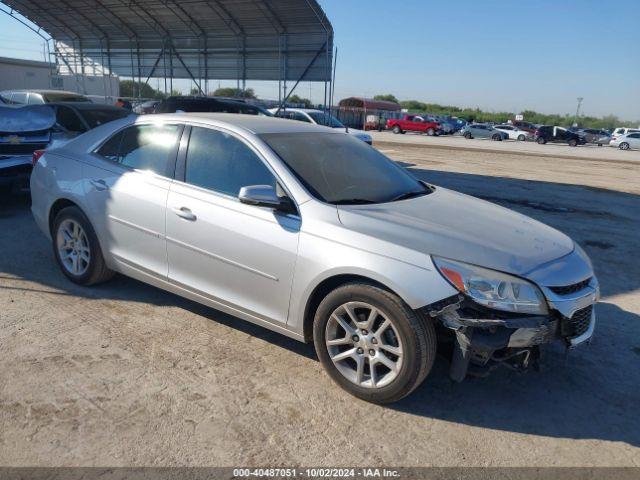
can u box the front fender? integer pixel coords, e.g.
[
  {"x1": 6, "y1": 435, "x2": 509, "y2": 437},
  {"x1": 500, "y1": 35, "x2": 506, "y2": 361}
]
[{"x1": 287, "y1": 231, "x2": 458, "y2": 335}]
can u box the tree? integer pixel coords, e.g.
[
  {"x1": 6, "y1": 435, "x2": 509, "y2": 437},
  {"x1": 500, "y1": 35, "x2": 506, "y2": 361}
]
[
  {"x1": 190, "y1": 87, "x2": 201, "y2": 95},
  {"x1": 119, "y1": 80, "x2": 159, "y2": 99},
  {"x1": 212, "y1": 87, "x2": 256, "y2": 99},
  {"x1": 373, "y1": 94, "x2": 399, "y2": 103},
  {"x1": 288, "y1": 94, "x2": 312, "y2": 107}
]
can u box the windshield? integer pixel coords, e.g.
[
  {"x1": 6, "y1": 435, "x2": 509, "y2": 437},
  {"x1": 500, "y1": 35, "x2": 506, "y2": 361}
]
[
  {"x1": 80, "y1": 108, "x2": 131, "y2": 128},
  {"x1": 307, "y1": 111, "x2": 345, "y2": 128},
  {"x1": 43, "y1": 93, "x2": 90, "y2": 103},
  {"x1": 260, "y1": 132, "x2": 430, "y2": 204}
]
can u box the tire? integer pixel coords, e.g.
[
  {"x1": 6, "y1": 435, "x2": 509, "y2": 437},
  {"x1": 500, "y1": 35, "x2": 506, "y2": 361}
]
[
  {"x1": 464, "y1": 132, "x2": 472, "y2": 139},
  {"x1": 517, "y1": 134, "x2": 526, "y2": 141},
  {"x1": 598, "y1": 143, "x2": 603, "y2": 147},
  {"x1": 492, "y1": 134, "x2": 502, "y2": 141},
  {"x1": 619, "y1": 142, "x2": 630, "y2": 150},
  {"x1": 568, "y1": 138, "x2": 578, "y2": 147},
  {"x1": 392, "y1": 125, "x2": 402, "y2": 134},
  {"x1": 52, "y1": 206, "x2": 114, "y2": 286},
  {"x1": 313, "y1": 282, "x2": 436, "y2": 404},
  {"x1": 537, "y1": 137, "x2": 546, "y2": 145},
  {"x1": 426, "y1": 128, "x2": 435, "y2": 136}
]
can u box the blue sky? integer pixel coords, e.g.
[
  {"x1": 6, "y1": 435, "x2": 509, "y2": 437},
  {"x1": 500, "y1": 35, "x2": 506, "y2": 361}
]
[{"x1": 0, "y1": 0, "x2": 638, "y2": 119}]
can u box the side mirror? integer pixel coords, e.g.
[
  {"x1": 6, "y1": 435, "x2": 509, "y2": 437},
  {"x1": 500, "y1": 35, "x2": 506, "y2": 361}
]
[{"x1": 239, "y1": 185, "x2": 283, "y2": 209}]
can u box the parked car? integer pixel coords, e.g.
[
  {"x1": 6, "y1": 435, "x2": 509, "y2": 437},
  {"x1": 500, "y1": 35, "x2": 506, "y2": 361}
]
[
  {"x1": 0, "y1": 103, "x2": 131, "y2": 192},
  {"x1": 0, "y1": 89, "x2": 91, "y2": 105},
  {"x1": 133, "y1": 100, "x2": 160, "y2": 114},
  {"x1": 534, "y1": 126, "x2": 586, "y2": 146},
  {"x1": 494, "y1": 124, "x2": 529, "y2": 141},
  {"x1": 575, "y1": 128, "x2": 611, "y2": 146},
  {"x1": 612, "y1": 127, "x2": 640, "y2": 137},
  {"x1": 386, "y1": 114, "x2": 440, "y2": 136},
  {"x1": 461, "y1": 123, "x2": 508, "y2": 141},
  {"x1": 154, "y1": 96, "x2": 272, "y2": 116},
  {"x1": 30, "y1": 113, "x2": 598, "y2": 403},
  {"x1": 269, "y1": 107, "x2": 372, "y2": 144},
  {"x1": 610, "y1": 132, "x2": 640, "y2": 150},
  {"x1": 511, "y1": 120, "x2": 538, "y2": 135}
]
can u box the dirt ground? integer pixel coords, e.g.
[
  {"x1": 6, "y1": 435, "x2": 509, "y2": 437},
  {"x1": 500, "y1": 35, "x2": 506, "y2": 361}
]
[{"x1": 1, "y1": 141, "x2": 639, "y2": 467}]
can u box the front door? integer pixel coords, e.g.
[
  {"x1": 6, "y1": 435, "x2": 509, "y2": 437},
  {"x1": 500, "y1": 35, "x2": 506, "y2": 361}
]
[
  {"x1": 165, "y1": 125, "x2": 301, "y2": 326},
  {"x1": 83, "y1": 123, "x2": 182, "y2": 278}
]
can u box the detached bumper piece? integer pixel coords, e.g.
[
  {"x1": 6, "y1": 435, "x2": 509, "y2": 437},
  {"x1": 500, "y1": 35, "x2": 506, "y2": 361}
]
[{"x1": 423, "y1": 295, "x2": 596, "y2": 382}]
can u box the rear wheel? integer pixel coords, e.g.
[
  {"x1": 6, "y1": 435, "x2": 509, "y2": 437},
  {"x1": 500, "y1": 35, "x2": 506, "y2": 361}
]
[
  {"x1": 313, "y1": 283, "x2": 436, "y2": 404},
  {"x1": 517, "y1": 134, "x2": 526, "y2": 141},
  {"x1": 52, "y1": 206, "x2": 114, "y2": 286},
  {"x1": 464, "y1": 132, "x2": 472, "y2": 139},
  {"x1": 619, "y1": 142, "x2": 630, "y2": 150},
  {"x1": 537, "y1": 137, "x2": 546, "y2": 145},
  {"x1": 392, "y1": 125, "x2": 402, "y2": 134}
]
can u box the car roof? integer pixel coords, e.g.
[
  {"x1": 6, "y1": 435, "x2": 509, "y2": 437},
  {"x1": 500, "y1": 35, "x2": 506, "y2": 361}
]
[
  {"x1": 269, "y1": 108, "x2": 325, "y2": 114},
  {"x1": 2, "y1": 89, "x2": 87, "y2": 96},
  {"x1": 142, "y1": 112, "x2": 338, "y2": 135}
]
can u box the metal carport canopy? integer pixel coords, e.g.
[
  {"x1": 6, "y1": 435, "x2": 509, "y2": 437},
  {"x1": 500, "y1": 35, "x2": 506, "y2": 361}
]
[{"x1": 1, "y1": 0, "x2": 333, "y2": 83}]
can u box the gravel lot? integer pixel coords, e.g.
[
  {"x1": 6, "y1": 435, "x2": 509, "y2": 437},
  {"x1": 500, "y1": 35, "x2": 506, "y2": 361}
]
[{"x1": 1, "y1": 141, "x2": 639, "y2": 467}]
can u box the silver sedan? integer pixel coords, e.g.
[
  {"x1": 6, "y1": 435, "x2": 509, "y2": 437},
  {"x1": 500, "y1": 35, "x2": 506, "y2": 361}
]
[{"x1": 30, "y1": 113, "x2": 599, "y2": 403}]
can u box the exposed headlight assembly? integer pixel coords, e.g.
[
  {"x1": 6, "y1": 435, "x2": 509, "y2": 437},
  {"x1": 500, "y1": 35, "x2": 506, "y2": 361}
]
[{"x1": 433, "y1": 257, "x2": 548, "y2": 315}]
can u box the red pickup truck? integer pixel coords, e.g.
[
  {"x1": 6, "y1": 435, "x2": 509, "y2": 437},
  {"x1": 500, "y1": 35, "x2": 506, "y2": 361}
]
[{"x1": 387, "y1": 115, "x2": 440, "y2": 136}]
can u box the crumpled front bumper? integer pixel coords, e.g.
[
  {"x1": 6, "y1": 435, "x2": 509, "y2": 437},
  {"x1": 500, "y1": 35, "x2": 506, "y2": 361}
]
[{"x1": 425, "y1": 277, "x2": 599, "y2": 381}]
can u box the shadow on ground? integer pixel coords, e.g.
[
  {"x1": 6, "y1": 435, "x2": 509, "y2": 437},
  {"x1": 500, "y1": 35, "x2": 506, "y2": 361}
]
[{"x1": 1, "y1": 169, "x2": 639, "y2": 447}]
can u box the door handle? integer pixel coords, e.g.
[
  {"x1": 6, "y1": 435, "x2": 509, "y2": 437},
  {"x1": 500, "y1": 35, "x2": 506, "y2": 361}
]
[
  {"x1": 90, "y1": 179, "x2": 109, "y2": 191},
  {"x1": 172, "y1": 207, "x2": 197, "y2": 221}
]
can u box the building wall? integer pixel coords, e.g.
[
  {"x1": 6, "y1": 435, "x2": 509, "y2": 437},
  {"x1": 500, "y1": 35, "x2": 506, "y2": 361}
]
[{"x1": 0, "y1": 56, "x2": 119, "y2": 103}]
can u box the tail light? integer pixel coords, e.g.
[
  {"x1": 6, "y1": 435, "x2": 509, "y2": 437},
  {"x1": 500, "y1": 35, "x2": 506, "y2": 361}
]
[
  {"x1": 534, "y1": 129, "x2": 540, "y2": 136},
  {"x1": 32, "y1": 149, "x2": 45, "y2": 166}
]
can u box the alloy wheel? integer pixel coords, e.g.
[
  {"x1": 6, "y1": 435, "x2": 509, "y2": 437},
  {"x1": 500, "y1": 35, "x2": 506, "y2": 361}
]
[
  {"x1": 325, "y1": 302, "x2": 403, "y2": 389},
  {"x1": 56, "y1": 219, "x2": 91, "y2": 276}
]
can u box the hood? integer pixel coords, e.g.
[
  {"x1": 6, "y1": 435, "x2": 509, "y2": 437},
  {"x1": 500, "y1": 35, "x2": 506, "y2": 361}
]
[
  {"x1": 0, "y1": 105, "x2": 56, "y2": 133},
  {"x1": 337, "y1": 187, "x2": 574, "y2": 276},
  {"x1": 337, "y1": 126, "x2": 370, "y2": 138}
]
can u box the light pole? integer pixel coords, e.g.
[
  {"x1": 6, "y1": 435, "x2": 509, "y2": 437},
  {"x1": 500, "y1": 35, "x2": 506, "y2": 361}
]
[{"x1": 575, "y1": 97, "x2": 584, "y2": 126}]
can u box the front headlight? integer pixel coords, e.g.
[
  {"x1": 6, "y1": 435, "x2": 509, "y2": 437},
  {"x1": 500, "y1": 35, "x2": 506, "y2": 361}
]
[{"x1": 433, "y1": 257, "x2": 548, "y2": 315}]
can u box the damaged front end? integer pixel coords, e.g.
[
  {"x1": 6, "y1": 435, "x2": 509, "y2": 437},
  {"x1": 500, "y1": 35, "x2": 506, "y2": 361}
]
[{"x1": 426, "y1": 254, "x2": 599, "y2": 381}]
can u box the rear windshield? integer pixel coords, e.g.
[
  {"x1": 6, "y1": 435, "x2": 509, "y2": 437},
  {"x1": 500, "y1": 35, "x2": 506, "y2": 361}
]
[
  {"x1": 42, "y1": 93, "x2": 90, "y2": 103},
  {"x1": 260, "y1": 132, "x2": 429, "y2": 204},
  {"x1": 80, "y1": 108, "x2": 131, "y2": 128}
]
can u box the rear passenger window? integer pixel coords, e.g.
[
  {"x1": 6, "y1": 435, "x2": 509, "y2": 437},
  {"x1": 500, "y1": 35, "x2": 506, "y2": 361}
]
[
  {"x1": 96, "y1": 124, "x2": 180, "y2": 176},
  {"x1": 12, "y1": 92, "x2": 27, "y2": 104},
  {"x1": 185, "y1": 126, "x2": 276, "y2": 197}
]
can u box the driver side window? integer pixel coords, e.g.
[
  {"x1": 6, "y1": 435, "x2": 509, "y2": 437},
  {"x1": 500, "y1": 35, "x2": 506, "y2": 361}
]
[{"x1": 185, "y1": 126, "x2": 276, "y2": 197}]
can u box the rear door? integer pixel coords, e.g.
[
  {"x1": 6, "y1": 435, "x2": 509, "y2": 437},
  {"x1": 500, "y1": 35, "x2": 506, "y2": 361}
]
[
  {"x1": 83, "y1": 123, "x2": 182, "y2": 278},
  {"x1": 165, "y1": 124, "x2": 301, "y2": 325}
]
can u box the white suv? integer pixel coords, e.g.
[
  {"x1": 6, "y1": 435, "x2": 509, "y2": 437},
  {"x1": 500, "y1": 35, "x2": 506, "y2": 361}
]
[{"x1": 269, "y1": 108, "x2": 372, "y2": 144}]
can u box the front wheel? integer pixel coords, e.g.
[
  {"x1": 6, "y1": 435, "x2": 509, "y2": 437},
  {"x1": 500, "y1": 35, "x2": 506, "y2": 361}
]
[
  {"x1": 517, "y1": 134, "x2": 526, "y2": 141},
  {"x1": 52, "y1": 206, "x2": 114, "y2": 285},
  {"x1": 619, "y1": 142, "x2": 630, "y2": 150},
  {"x1": 568, "y1": 138, "x2": 578, "y2": 147},
  {"x1": 492, "y1": 134, "x2": 502, "y2": 141},
  {"x1": 313, "y1": 283, "x2": 436, "y2": 404},
  {"x1": 463, "y1": 132, "x2": 472, "y2": 139},
  {"x1": 426, "y1": 128, "x2": 435, "y2": 136},
  {"x1": 392, "y1": 125, "x2": 402, "y2": 134}
]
